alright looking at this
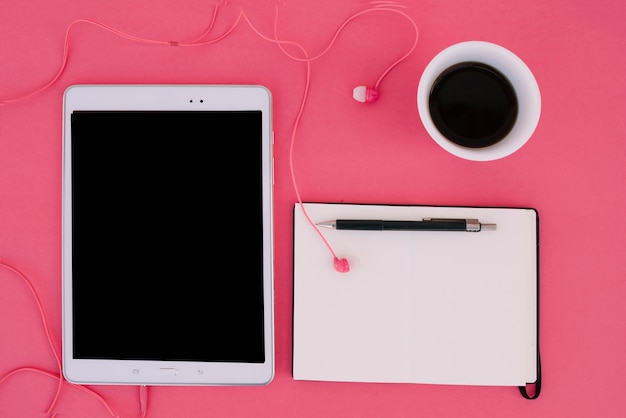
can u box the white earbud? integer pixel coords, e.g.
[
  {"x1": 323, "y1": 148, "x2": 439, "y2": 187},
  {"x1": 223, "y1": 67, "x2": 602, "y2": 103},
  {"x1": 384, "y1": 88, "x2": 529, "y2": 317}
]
[{"x1": 352, "y1": 86, "x2": 379, "y2": 103}]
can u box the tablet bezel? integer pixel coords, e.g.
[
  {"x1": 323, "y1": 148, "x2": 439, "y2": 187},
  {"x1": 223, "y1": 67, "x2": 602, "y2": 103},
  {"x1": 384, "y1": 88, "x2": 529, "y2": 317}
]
[{"x1": 62, "y1": 84, "x2": 274, "y2": 385}]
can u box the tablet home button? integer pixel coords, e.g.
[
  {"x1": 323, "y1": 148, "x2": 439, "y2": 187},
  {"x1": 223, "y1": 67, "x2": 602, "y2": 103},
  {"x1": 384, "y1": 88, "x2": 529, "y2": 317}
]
[{"x1": 158, "y1": 368, "x2": 179, "y2": 376}]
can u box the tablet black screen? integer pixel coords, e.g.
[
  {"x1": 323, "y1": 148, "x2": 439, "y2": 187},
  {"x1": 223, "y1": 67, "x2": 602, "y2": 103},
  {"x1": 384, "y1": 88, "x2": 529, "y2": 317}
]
[{"x1": 70, "y1": 111, "x2": 265, "y2": 363}]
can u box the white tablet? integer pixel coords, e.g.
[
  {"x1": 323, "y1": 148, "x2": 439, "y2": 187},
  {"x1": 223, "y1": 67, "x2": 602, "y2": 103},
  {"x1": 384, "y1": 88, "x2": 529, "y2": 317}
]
[{"x1": 62, "y1": 84, "x2": 274, "y2": 385}]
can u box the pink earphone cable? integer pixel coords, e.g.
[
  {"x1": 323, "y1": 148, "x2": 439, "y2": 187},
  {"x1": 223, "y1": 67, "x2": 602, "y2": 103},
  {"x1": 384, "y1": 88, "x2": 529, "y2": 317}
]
[
  {"x1": 267, "y1": 4, "x2": 419, "y2": 271},
  {"x1": 243, "y1": 8, "x2": 345, "y2": 267},
  {"x1": 0, "y1": 5, "x2": 223, "y2": 107}
]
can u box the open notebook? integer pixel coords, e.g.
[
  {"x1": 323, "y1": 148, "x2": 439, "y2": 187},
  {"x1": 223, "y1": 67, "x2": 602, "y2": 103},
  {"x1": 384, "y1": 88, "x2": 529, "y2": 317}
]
[{"x1": 293, "y1": 203, "x2": 540, "y2": 394}]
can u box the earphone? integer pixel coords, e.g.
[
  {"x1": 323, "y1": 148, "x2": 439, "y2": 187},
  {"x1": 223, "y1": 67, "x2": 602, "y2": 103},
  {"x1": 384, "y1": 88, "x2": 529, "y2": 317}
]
[
  {"x1": 352, "y1": 86, "x2": 380, "y2": 103},
  {"x1": 1, "y1": 2, "x2": 418, "y2": 414}
]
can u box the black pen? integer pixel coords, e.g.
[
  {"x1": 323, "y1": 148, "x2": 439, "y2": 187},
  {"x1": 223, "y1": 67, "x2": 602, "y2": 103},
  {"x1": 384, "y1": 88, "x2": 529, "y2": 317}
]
[{"x1": 316, "y1": 218, "x2": 496, "y2": 232}]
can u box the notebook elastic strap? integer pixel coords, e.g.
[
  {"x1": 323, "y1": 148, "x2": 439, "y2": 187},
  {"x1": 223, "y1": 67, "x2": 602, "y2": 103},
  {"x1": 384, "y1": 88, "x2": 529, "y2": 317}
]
[{"x1": 519, "y1": 354, "x2": 541, "y2": 399}]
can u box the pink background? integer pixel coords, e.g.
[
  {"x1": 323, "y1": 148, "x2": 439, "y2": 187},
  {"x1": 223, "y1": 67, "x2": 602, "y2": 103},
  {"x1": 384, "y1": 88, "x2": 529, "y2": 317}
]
[{"x1": 1, "y1": 0, "x2": 625, "y2": 416}]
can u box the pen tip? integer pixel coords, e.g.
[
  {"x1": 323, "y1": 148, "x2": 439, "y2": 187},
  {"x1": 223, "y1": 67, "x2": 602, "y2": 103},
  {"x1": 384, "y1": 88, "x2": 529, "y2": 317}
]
[{"x1": 316, "y1": 221, "x2": 336, "y2": 229}]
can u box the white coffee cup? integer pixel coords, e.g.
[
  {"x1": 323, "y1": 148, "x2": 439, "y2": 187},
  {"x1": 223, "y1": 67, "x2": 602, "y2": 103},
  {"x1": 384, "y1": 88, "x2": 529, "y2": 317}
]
[{"x1": 417, "y1": 41, "x2": 541, "y2": 161}]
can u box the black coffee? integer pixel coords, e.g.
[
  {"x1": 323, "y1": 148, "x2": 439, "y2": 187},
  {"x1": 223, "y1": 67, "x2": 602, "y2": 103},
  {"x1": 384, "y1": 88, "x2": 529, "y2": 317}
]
[{"x1": 428, "y1": 62, "x2": 518, "y2": 148}]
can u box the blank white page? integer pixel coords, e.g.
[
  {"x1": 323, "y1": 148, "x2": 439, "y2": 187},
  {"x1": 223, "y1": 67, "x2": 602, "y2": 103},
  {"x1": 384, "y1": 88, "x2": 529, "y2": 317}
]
[{"x1": 293, "y1": 203, "x2": 537, "y2": 386}]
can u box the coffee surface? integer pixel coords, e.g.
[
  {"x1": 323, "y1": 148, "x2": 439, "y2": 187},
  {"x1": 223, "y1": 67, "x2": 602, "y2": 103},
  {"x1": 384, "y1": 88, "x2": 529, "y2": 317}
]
[{"x1": 429, "y1": 62, "x2": 518, "y2": 148}]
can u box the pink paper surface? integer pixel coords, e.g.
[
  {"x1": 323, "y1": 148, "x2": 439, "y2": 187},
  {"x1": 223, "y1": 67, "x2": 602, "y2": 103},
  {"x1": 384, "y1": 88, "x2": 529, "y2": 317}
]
[{"x1": 2, "y1": 0, "x2": 626, "y2": 416}]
